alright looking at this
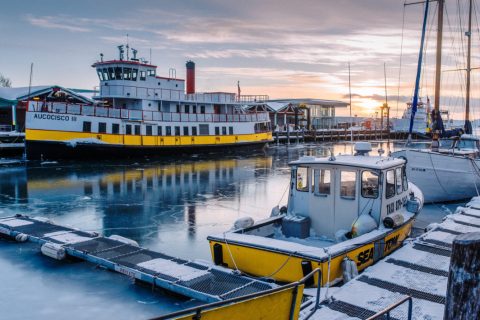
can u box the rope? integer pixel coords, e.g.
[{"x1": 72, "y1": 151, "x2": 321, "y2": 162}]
[
  {"x1": 396, "y1": 1, "x2": 407, "y2": 118},
  {"x1": 469, "y1": 158, "x2": 480, "y2": 196},
  {"x1": 223, "y1": 232, "x2": 239, "y2": 272}
]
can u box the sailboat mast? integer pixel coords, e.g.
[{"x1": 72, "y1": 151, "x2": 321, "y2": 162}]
[
  {"x1": 431, "y1": 0, "x2": 444, "y2": 151},
  {"x1": 465, "y1": 0, "x2": 473, "y2": 134}
]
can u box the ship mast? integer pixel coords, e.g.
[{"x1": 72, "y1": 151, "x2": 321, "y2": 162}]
[
  {"x1": 465, "y1": 0, "x2": 473, "y2": 134},
  {"x1": 432, "y1": 0, "x2": 444, "y2": 151}
]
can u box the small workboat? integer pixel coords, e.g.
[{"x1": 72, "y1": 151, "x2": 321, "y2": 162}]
[{"x1": 208, "y1": 142, "x2": 423, "y2": 286}]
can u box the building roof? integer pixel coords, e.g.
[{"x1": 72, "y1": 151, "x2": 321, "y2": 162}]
[{"x1": 0, "y1": 86, "x2": 93, "y2": 104}]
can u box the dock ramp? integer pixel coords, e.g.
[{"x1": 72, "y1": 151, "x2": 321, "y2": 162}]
[{"x1": 0, "y1": 214, "x2": 275, "y2": 303}]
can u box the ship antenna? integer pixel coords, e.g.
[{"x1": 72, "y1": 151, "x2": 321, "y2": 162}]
[
  {"x1": 126, "y1": 34, "x2": 129, "y2": 60},
  {"x1": 117, "y1": 45, "x2": 124, "y2": 61}
]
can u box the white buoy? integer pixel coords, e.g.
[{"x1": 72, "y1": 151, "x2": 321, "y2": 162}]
[
  {"x1": 41, "y1": 242, "x2": 66, "y2": 260},
  {"x1": 233, "y1": 217, "x2": 254, "y2": 230},
  {"x1": 15, "y1": 233, "x2": 28, "y2": 242}
]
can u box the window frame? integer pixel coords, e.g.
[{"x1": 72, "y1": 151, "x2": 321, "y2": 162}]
[
  {"x1": 98, "y1": 122, "x2": 107, "y2": 134},
  {"x1": 112, "y1": 123, "x2": 120, "y2": 134},
  {"x1": 385, "y1": 169, "x2": 396, "y2": 199},
  {"x1": 312, "y1": 168, "x2": 331, "y2": 196},
  {"x1": 340, "y1": 170, "x2": 357, "y2": 200},
  {"x1": 296, "y1": 167, "x2": 310, "y2": 192},
  {"x1": 361, "y1": 170, "x2": 380, "y2": 199}
]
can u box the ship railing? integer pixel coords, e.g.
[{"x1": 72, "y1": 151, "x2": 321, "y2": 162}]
[{"x1": 28, "y1": 101, "x2": 270, "y2": 123}]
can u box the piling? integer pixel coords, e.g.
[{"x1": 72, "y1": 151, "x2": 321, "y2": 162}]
[{"x1": 444, "y1": 232, "x2": 480, "y2": 320}]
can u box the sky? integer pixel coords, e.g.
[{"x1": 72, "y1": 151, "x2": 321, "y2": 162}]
[{"x1": 0, "y1": 0, "x2": 479, "y2": 118}]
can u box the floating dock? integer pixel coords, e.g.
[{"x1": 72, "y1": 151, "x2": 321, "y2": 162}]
[
  {"x1": 301, "y1": 197, "x2": 480, "y2": 320},
  {"x1": 0, "y1": 214, "x2": 275, "y2": 303}
]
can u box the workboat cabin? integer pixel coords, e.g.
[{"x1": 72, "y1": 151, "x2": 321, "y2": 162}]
[{"x1": 208, "y1": 142, "x2": 424, "y2": 286}]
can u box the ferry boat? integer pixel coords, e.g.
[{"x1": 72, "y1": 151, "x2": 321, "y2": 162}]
[
  {"x1": 208, "y1": 142, "x2": 423, "y2": 286},
  {"x1": 25, "y1": 46, "x2": 272, "y2": 159}
]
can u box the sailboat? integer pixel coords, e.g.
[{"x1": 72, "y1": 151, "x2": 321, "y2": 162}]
[{"x1": 393, "y1": 0, "x2": 480, "y2": 203}]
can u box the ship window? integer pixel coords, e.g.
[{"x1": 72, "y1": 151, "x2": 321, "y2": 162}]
[
  {"x1": 134, "y1": 125, "x2": 141, "y2": 135},
  {"x1": 140, "y1": 71, "x2": 146, "y2": 81},
  {"x1": 185, "y1": 105, "x2": 190, "y2": 113},
  {"x1": 192, "y1": 127, "x2": 198, "y2": 136},
  {"x1": 166, "y1": 126, "x2": 171, "y2": 136},
  {"x1": 199, "y1": 124, "x2": 209, "y2": 135},
  {"x1": 132, "y1": 69, "x2": 138, "y2": 81},
  {"x1": 112, "y1": 123, "x2": 120, "y2": 134},
  {"x1": 176, "y1": 105, "x2": 180, "y2": 113},
  {"x1": 229, "y1": 127, "x2": 233, "y2": 135},
  {"x1": 222, "y1": 127, "x2": 227, "y2": 135},
  {"x1": 82, "y1": 121, "x2": 91, "y2": 132},
  {"x1": 396, "y1": 167, "x2": 403, "y2": 195},
  {"x1": 386, "y1": 169, "x2": 395, "y2": 199},
  {"x1": 146, "y1": 125, "x2": 152, "y2": 136},
  {"x1": 215, "y1": 127, "x2": 220, "y2": 135},
  {"x1": 340, "y1": 171, "x2": 356, "y2": 199},
  {"x1": 108, "y1": 67, "x2": 115, "y2": 80},
  {"x1": 157, "y1": 126, "x2": 162, "y2": 136},
  {"x1": 123, "y1": 68, "x2": 132, "y2": 81},
  {"x1": 126, "y1": 124, "x2": 132, "y2": 135},
  {"x1": 313, "y1": 169, "x2": 330, "y2": 195},
  {"x1": 200, "y1": 106, "x2": 205, "y2": 114},
  {"x1": 102, "y1": 68, "x2": 109, "y2": 81},
  {"x1": 183, "y1": 126, "x2": 189, "y2": 136},
  {"x1": 147, "y1": 70, "x2": 156, "y2": 77},
  {"x1": 174, "y1": 126, "x2": 180, "y2": 136},
  {"x1": 97, "y1": 70, "x2": 104, "y2": 81},
  {"x1": 362, "y1": 170, "x2": 379, "y2": 199},
  {"x1": 98, "y1": 122, "x2": 107, "y2": 133},
  {"x1": 402, "y1": 166, "x2": 408, "y2": 191},
  {"x1": 114, "y1": 67, "x2": 123, "y2": 80},
  {"x1": 296, "y1": 167, "x2": 309, "y2": 192},
  {"x1": 193, "y1": 105, "x2": 197, "y2": 114}
]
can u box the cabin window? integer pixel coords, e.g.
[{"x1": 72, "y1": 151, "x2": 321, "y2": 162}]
[
  {"x1": 313, "y1": 169, "x2": 330, "y2": 195},
  {"x1": 340, "y1": 171, "x2": 356, "y2": 199},
  {"x1": 108, "y1": 67, "x2": 115, "y2": 80},
  {"x1": 402, "y1": 166, "x2": 408, "y2": 191},
  {"x1": 185, "y1": 105, "x2": 190, "y2": 113},
  {"x1": 123, "y1": 68, "x2": 132, "y2": 80},
  {"x1": 395, "y1": 168, "x2": 403, "y2": 195},
  {"x1": 201, "y1": 106, "x2": 205, "y2": 114},
  {"x1": 157, "y1": 126, "x2": 162, "y2": 136},
  {"x1": 146, "y1": 125, "x2": 152, "y2": 136},
  {"x1": 102, "y1": 68, "x2": 109, "y2": 81},
  {"x1": 222, "y1": 127, "x2": 227, "y2": 135},
  {"x1": 183, "y1": 126, "x2": 189, "y2": 136},
  {"x1": 166, "y1": 126, "x2": 171, "y2": 136},
  {"x1": 175, "y1": 126, "x2": 180, "y2": 136},
  {"x1": 134, "y1": 125, "x2": 141, "y2": 135},
  {"x1": 126, "y1": 124, "x2": 132, "y2": 135},
  {"x1": 112, "y1": 123, "x2": 120, "y2": 134},
  {"x1": 386, "y1": 170, "x2": 395, "y2": 199},
  {"x1": 193, "y1": 105, "x2": 197, "y2": 113},
  {"x1": 140, "y1": 71, "x2": 146, "y2": 81},
  {"x1": 199, "y1": 124, "x2": 209, "y2": 135},
  {"x1": 176, "y1": 105, "x2": 180, "y2": 113},
  {"x1": 147, "y1": 70, "x2": 156, "y2": 77},
  {"x1": 229, "y1": 127, "x2": 234, "y2": 135},
  {"x1": 215, "y1": 127, "x2": 220, "y2": 135},
  {"x1": 362, "y1": 170, "x2": 379, "y2": 199},
  {"x1": 132, "y1": 69, "x2": 138, "y2": 81},
  {"x1": 98, "y1": 122, "x2": 107, "y2": 134},
  {"x1": 192, "y1": 127, "x2": 198, "y2": 136},
  {"x1": 82, "y1": 121, "x2": 91, "y2": 132},
  {"x1": 97, "y1": 70, "x2": 104, "y2": 81},
  {"x1": 296, "y1": 167, "x2": 309, "y2": 192},
  {"x1": 114, "y1": 67, "x2": 123, "y2": 80}
]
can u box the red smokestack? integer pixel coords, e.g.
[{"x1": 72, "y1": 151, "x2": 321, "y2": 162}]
[{"x1": 186, "y1": 61, "x2": 195, "y2": 94}]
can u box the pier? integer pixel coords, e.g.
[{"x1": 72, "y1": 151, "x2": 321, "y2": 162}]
[{"x1": 0, "y1": 214, "x2": 275, "y2": 304}]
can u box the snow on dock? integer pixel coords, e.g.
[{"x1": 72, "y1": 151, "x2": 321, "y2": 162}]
[
  {"x1": 302, "y1": 197, "x2": 480, "y2": 320},
  {"x1": 0, "y1": 214, "x2": 275, "y2": 303}
]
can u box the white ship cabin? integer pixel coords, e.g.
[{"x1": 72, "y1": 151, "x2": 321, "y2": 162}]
[
  {"x1": 91, "y1": 45, "x2": 252, "y2": 115},
  {"x1": 287, "y1": 143, "x2": 411, "y2": 240}
]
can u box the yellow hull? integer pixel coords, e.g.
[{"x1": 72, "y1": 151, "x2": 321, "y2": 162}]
[
  {"x1": 208, "y1": 220, "x2": 413, "y2": 286},
  {"x1": 25, "y1": 128, "x2": 272, "y2": 147}
]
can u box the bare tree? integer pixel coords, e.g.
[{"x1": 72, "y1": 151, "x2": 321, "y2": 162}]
[{"x1": 0, "y1": 74, "x2": 12, "y2": 87}]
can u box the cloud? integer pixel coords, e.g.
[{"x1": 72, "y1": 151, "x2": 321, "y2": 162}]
[{"x1": 24, "y1": 14, "x2": 91, "y2": 32}]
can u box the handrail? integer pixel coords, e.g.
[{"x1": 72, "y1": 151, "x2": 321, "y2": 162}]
[
  {"x1": 365, "y1": 295, "x2": 413, "y2": 320},
  {"x1": 151, "y1": 268, "x2": 322, "y2": 320}
]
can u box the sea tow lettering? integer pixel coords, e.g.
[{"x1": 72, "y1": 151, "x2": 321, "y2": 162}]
[
  {"x1": 384, "y1": 235, "x2": 399, "y2": 252},
  {"x1": 357, "y1": 248, "x2": 374, "y2": 266},
  {"x1": 33, "y1": 113, "x2": 77, "y2": 121}
]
